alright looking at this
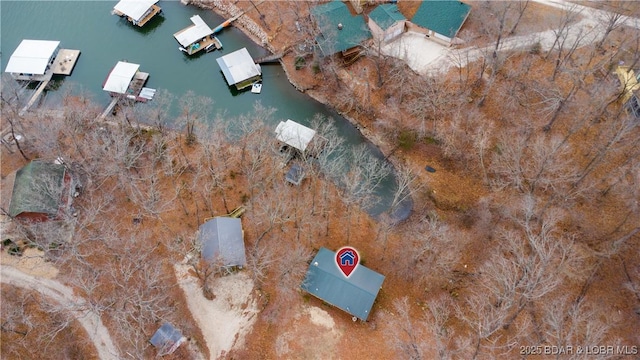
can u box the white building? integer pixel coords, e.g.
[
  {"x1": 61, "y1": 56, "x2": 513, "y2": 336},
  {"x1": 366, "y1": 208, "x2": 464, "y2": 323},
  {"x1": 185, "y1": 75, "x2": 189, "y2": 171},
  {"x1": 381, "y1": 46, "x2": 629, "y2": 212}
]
[
  {"x1": 5, "y1": 40, "x2": 60, "y2": 80},
  {"x1": 216, "y1": 48, "x2": 261, "y2": 90},
  {"x1": 112, "y1": 0, "x2": 161, "y2": 27}
]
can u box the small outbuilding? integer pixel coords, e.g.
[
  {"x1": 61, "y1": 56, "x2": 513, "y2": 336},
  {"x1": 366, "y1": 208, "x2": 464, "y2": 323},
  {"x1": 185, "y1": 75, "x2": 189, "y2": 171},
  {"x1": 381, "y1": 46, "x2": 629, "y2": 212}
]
[
  {"x1": 216, "y1": 48, "x2": 262, "y2": 90},
  {"x1": 149, "y1": 322, "x2": 186, "y2": 356},
  {"x1": 112, "y1": 0, "x2": 162, "y2": 27},
  {"x1": 368, "y1": 4, "x2": 407, "y2": 43},
  {"x1": 407, "y1": 0, "x2": 471, "y2": 46},
  {"x1": 198, "y1": 217, "x2": 246, "y2": 268},
  {"x1": 285, "y1": 163, "x2": 305, "y2": 186},
  {"x1": 301, "y1": 247, "x2": 385, "y2": 321},
  {"x1": 310, "y1": 1, "x2": 372, "y2": 57},
  {"x1": 8, "y1": 160, "x2": 72, "y2": 222}
]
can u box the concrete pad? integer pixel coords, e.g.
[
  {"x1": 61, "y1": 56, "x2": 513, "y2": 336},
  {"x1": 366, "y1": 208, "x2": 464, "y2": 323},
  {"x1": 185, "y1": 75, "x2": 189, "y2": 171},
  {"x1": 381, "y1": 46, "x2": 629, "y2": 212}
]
[{"x1": 381, "y1": 31, "x2": 449, "y2": 75}]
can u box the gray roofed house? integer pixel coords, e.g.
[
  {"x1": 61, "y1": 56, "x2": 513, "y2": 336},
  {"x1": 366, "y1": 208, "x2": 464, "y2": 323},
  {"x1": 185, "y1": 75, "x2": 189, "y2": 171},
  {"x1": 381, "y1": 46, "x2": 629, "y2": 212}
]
[
  {"x1": 149, "y1": 322, "x2": 186, "y2": 356},
  {"x1": 301, "y1": 247, "x2": 385, "y2": 321},
  {"x1": 8, "y1": 160, "x2": 71, "y2": 222},
  {"x1": 198, "y1": 217, "x2": 246, "y2": 268},
  {"x1": 216, "y1": 48, "x2": 262, "y2": 90}
]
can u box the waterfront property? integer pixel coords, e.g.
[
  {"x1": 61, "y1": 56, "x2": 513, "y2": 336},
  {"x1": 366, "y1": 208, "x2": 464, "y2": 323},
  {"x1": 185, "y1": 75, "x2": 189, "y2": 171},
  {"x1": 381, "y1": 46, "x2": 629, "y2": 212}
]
[
  {"x1": 301, "y1": 247, "x2": 385, "y2": 321},
  {"x1": 174, "y1": 15, "x2": 222, "y2": 55},
  {"x1": 102, "y1": 61, "x2": 152, "y2": 102},
  {"x1": 112, "y1": 0, "x2": 162, "y2": 27},
  {"x1": 407, "y1": 0, "x2": 471, "y2": 46},
  {"x1": 216, "y1": 47, "x2": 262, "y2": 90},
  {"x1": 8, "y1": 160, "x2": 74, "y2": 222},
  {"x1": 310, "y1": 1, "x2": 371, "y2": 58},
  {"x1": 4, "y1": 40, "x2": 80, "y2": 81}
]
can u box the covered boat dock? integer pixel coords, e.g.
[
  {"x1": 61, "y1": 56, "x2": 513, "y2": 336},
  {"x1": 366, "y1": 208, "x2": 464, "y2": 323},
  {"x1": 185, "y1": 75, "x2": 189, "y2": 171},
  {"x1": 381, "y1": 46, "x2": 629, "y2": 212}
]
[{"x1": 174, "y1": 15, "x2": 222, "y2": 55}]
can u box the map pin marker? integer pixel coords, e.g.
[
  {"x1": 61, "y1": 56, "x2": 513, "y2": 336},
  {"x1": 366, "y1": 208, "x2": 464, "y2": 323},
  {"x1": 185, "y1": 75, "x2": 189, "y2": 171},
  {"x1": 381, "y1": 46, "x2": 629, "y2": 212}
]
[{"x1": 335, "y1": 247, "x2": 360, "y2": 278}]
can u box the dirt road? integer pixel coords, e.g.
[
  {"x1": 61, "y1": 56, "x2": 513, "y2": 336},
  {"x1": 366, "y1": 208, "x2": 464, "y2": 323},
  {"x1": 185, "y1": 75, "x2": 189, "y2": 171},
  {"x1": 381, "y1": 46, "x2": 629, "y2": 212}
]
[{"x1": 1, "y1": 265, "x2": 120, "y2": 360}]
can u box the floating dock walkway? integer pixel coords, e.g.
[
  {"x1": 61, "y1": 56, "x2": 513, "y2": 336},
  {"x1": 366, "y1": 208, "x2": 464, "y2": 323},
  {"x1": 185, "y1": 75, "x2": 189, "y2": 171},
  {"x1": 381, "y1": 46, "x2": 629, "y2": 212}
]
[{"x1": 17, "y1": 48, "x2": 81, "y2": 116}]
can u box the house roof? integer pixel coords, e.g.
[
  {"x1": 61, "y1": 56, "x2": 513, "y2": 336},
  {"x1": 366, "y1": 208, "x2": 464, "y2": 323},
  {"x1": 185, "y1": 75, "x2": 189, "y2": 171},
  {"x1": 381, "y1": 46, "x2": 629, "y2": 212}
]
[
  {"x1": 301, "y1": 247, "x2": 385, "y2": 321},
  {"x1": 5, "y1": 40, "x2": 60, "y2": 75},
  {"x1": 216, "y1": 48, "x2": 261, "y2": 86},
  {"x1": 369, "y1": 4, "x2": 406, "y2": 31},
  {"x1": 174, "y1": 15, "x2": 213, "y2": 47},
  {"x1": 149, "y1": 322, "x2": 185, "y2": 355},
  {"x1": 103, "y1": 61, "x2": 140, "y2": 94},
  {"x1": 616, "y1": 66, "x2": 640, "y2": 103},
  {"x1": 311, "y1": 1, "x2": 372, "y2": 55},
  {"x1": 198, "y1": 217, "x2": 246, "y2": 267},
  {"x1": 275, "y1": 120, "x2": 317, "y2": 152},
  {"x1": 9, "y1": 161, "x2": 66, "y2": 218},
  {"x1": 113, "y1": 0, "x2": 159, "y2": 22},
  {"x1": 411, "y1": 0, "x2": 471, "y2": 39}
]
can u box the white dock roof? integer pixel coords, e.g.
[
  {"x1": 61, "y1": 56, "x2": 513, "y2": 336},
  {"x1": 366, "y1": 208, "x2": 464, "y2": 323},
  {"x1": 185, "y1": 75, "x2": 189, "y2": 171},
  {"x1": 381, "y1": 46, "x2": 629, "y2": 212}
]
[
  {"x1": 275, "y1": 120, "x2": 317, "y2": 152},
  {"x1": 113, "y1": 0, "x2": 159, "y2": 22},
  {"x1": 174, "y1": 15, "x2": 213, "y2": 47},
  {"x1": 216, "y1": 48, "x2": 261, "y2": 86},
  {"x1": 5, "y1": 40, "x2": 60, "y2": 75},
  {"x1": 103, "y1": 61, "x2": 140, "y2": 94}
]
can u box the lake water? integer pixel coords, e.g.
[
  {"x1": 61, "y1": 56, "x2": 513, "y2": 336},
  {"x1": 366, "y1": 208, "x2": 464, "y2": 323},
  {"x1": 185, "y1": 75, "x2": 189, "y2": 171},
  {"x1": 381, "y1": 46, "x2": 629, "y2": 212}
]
[{"x1": 1, "y1": 0, "x2": 412, "y2": 219}]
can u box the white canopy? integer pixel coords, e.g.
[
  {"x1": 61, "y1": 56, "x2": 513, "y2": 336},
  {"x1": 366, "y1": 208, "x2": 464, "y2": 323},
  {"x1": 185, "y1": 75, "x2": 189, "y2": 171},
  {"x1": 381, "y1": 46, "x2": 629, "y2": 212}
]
[
  {"x1": 113, "y1": 0, "x2": 159, "y2": 21},
  {"x1": 103, "y1": 61, "x2": 140, "y2": 94},
  {"x1": 5, "y1": 40, "x2": 60, "y2": 75},
  {"x1": 174, "y1": 15, "x2": 213, "y2": 47},
  {"x1": 216, "y1": 48, "x2": 261, "y2": 86},
  {"x1": 275, "y1": 120, "x2": 317, "y2": 152}
]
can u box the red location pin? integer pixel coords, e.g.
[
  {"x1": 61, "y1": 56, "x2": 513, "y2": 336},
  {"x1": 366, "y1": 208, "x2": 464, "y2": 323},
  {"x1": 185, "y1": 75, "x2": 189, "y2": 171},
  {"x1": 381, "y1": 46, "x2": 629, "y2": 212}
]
[{"x1": 335, "y1": 247, "x2": 360, "y2": 278}]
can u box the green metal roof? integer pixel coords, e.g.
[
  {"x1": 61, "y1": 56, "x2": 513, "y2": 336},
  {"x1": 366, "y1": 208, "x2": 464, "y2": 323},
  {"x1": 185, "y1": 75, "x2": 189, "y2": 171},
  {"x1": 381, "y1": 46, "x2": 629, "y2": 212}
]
[
  {"x1": 369, "y1": 4, "x2": 406, "y2": 31},
  {"x1": 311, "y1": 1, "x2": 372, "y2": 55},
  {"x1": 301, "y1": 247, "x2": 385, "y2": 321},
  {"x1": 411, "y1": 0, "x2": 471, "y2": 39},
  {"x1": 9, "y1": 161, "x2": 66, "y2": 218}
]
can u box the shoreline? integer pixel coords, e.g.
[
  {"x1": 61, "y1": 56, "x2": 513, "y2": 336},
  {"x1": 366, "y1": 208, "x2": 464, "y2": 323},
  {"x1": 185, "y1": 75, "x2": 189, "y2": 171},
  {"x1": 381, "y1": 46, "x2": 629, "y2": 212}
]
[{"x1": 188, "y1": 0, "x2": 400, "y2": 164}]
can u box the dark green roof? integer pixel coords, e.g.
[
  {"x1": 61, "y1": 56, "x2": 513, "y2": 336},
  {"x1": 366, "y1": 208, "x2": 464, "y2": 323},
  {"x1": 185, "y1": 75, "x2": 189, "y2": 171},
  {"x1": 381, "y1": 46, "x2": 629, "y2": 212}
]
[
  {"x1": 311, "y1": 1, "x2": 372, "y2": 55},
  {"x1": 9, "y1": 161, "x2": 66, "y2": 218},
  {"x1": 301, "y1": 247, "x2": 385, "y2": 321},
  {"x1": 369, "y1": 4, "x2": 406, "y2": 31},
  {"x1": 411, "y1": 0, "x2": 471, "y2": 39}
]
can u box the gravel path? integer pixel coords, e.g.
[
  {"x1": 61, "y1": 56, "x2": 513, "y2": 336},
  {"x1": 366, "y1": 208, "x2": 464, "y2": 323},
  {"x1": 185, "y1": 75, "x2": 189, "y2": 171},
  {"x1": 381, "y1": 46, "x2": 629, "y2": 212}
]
[{"x1": 1, "y1": 266, "x2": 120, "y2": 360}]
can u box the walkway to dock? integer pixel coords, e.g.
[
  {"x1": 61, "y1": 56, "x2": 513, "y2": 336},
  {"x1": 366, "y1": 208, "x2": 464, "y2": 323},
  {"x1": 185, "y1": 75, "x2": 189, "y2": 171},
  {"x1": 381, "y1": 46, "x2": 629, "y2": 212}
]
[
  {"x1": 98, "y1": 98, "x2": 119, "y2": 120},
  {"x1": 19, "y1": 80, "x2": 50, "y2": 116}
]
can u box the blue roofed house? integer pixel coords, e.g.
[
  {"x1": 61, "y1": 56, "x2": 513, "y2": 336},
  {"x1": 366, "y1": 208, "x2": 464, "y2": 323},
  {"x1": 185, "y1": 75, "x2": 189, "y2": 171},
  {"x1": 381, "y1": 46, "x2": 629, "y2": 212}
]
[
  {"x1": 301, "y1": 247, "x2": 385, "y2": 321},
  {"x1": 198, "y1": 217, "x2": 246, "y2": 269},
  {"x1": 310, "y1": 1, "x2": 372, "y2": 57},
  {"x1": 407, "y1": 0, "x2": 471, "y2": 46},
  {"x1": 368, "y1": 4, "x2": 407, "y2": 44},
  {"x1": 149, "y1": 322, "x2": 186, "y2": 356}
]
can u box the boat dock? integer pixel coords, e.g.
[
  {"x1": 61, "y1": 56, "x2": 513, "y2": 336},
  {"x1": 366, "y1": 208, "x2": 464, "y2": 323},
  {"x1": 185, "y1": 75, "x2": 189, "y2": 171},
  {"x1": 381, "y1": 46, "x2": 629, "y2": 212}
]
[
  {"x1": 50, "y1": 49, "x2": 81, "y2": 76},
  {"x1": 17, "y1": 48, "x2": 81, "y2": 115}
]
